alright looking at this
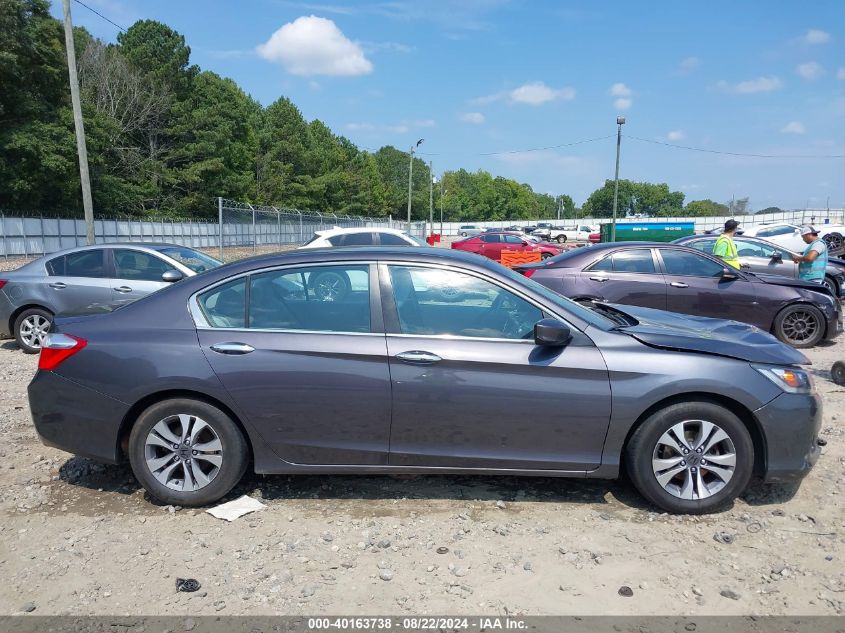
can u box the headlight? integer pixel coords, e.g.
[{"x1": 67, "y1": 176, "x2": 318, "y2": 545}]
[{"x1": 752, "y1": 364, "x2": 814, "y2": 394}]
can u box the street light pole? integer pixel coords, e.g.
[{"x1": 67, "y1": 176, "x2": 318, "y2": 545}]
[
  {"x1": 407, "y1": 139, "x2": 424, "y2": 232},
  {"x1": 429, "y1": 162, "x2": 434, "y2": 237},
  {"x1": 440, "y1": 182, "x2": 446, "y2": 239},
  {"x1": 611, "y1": 116, "x2": 625, "y2": 242}
]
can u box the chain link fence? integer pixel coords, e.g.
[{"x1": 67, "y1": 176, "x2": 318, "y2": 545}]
[{"x1": 215, "y1": 199, "x2": 426, "y2": 261}]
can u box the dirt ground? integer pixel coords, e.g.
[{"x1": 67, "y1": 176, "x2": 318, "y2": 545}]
[{"x1": 0, "y1": 325, "x2": 843, "y2": 617}]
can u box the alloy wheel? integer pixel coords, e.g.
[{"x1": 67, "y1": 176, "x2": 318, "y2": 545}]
[
  {"x1": 19, "y1": 314, "x2": 50, "y2": 349},
  {"x1": 823, "y1": 233, "x2": 843, "y2": 255},
  {"x1": 144, "y1": 414, "x2": 223, "y2": 492},
  {"x1": 313, "y1": 272, "x2": 346, "y2": 302},
  {"x1": 651, "y1": 419, "x2": 737, "y2": 500},
  {"x1": 780, "y1": 309, "x2": 820, "y2": 345}
]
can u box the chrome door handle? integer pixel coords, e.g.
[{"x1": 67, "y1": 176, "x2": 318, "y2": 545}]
[
  {"x1": 114, "y1": 286, "x2": 132, "y2": 293},
  {"x1": 49, "y1": 282, "x2": 66, "y2": 289},
  {"x1": 589, "y1": 276, "x2": 609, "y2": 282},
  {"x1": 395, "y1": 350, "x2": 442, "y2": 364},
  {"x1": 210, "y1": 342, "x2": 255, "y2": 355},
  {"x1": 670, "y1": 282, "x2": 689, "y2": 288}
]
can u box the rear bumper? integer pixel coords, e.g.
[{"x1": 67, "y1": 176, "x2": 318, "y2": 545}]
[
  {"x1": 756, "y1": 391, "x2": 822, "y2": 483},
  {"x1": 28, "y1": 370, "x2": 129, "y2": 464},
  {"x1": 0, "y1": 292, "x2": 14, "y2": 338}
]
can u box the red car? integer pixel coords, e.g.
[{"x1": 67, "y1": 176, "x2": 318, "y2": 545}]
[
  {"x1": 588, "y1": 231, "x2": 601, "y2": 243},
  {"x1": 451, "y1": 231, "x2": 563, "y2": 262}
]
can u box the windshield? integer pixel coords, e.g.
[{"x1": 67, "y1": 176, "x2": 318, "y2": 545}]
[
  {"x1": 495, "y1": 264, "x2": 617, "y2": 329},
  {"x1": 156, "y1": 247, "x2": 222, "y2": 273},
  {"x1": 406, "y1": 235, "x2": 429, "y2": 246}
]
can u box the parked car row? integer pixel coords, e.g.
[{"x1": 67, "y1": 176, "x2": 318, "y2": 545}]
[
  {"x1": 450, "y1": 231, "x2": 566, "y2": 261},
  {"x1": 704, "y1": 222, "x2": 845, "y2": 256}
]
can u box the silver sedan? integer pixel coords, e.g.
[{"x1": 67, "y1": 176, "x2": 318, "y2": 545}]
[{"x1": 0, "y1": 243, "x2": 221, "y2": 353}]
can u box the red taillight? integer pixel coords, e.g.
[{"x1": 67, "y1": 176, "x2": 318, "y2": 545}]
[
  {"x1": 38, "y1": 333, "x2": 87, "y2": 371},
  {"x1": 520, "y1": 269, "x2": 536, "y2": 278},
  {"x1": 0, "y1": 280, "x2": 7, "y2": 290}
]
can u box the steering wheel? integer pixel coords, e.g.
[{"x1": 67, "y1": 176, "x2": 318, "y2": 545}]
[{"x1": 468, "y1": 292, "x2": 533, "y2": 339}]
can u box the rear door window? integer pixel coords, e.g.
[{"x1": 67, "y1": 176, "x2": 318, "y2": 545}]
[
  {"x1": 660, "y1": 249, "x2": 725, "y2": 277},
  {"x1": 378, "y1": 233, "x2": 410, "y2": 246},
  {"x1": 341, "y1": 232, "x2": 376, "y2": 246},
  {"x1": 587, "y1": 249, "x2": 656, "y2": 273},
  {"x1": 64, "y1": 250, "x2": 106, "y2": 278}
]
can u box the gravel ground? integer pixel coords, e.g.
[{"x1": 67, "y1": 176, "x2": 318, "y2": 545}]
[{"x1": 0, "y1": 333, "x2": 843, "y2": 616}]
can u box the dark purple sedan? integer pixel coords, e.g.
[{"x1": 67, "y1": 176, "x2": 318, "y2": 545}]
[{"x1": 514, "y1": 242, "x2": 842, "y2": 349}]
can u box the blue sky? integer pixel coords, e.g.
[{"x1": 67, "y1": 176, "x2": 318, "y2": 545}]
[{"x1": 55, "y1": 0, "x2": 845, "y2": 210}]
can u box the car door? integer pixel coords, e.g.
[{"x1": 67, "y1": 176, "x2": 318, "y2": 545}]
[
  {"x1": 733, "y1": 239, "x2": 797, "y2": 278},
  {"x1": 579, "y1": 248, "x2": 667, "y2": 309},
  {"x1": 657, "y1": 247, "x2": 765, "y2": 328},
  {"x1": 110, "y1": 248, "x2": 173, "y2": 304},
  {"x1": 478, "y1": 234, "x2": 504, "y2": 259},
  {"x1": 195, "y1": 262, "x2": 392, "y2": 465},
  {"x1": 381, "y1": 263, "x2": 612, "y2": 471},
  {"x1": 42, "y1": 249, "x2": 113, "y2": 313},
  {"x1": 502, "y1": 233, "x2": 531, "y2": 254}
]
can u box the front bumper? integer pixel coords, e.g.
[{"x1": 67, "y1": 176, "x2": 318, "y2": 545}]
[
  {"x1": 28, "y1": 370, "x2": 130, "y2": 464},
  {"x1": 755, "y1": 391, "x2": 822, "y2": 483}
]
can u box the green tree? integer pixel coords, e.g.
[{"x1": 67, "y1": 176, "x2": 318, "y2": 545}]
[
  {"x1": 582, "y1": 179, "x2": 685, "y2": 217},
  {"x1": 685, "y1": 199, "x2": 730, "y2": 217}
]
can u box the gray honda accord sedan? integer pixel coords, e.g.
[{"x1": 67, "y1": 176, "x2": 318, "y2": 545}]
[{"x1": 28, "y1": 247, "x2": 821, "y2": 514}]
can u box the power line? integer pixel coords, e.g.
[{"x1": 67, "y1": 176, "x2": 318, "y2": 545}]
[
  {"x1": 72, "y1": 0, "x2": 126, "y2": 32},
  {"x1": 417, "y1": 134, "x2": 614, "y2": 157},
  {"x1": 627, "y1": 134, "x2": 845, "y2": 159}
]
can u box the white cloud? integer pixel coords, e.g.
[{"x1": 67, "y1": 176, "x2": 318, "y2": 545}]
[
  {"x1": 509, "y1": 82, "x2": 576, "y2": 105},
  {"x1": 796, "y1": 61, "x2": 824, "y2": 80},
  {"x1": 718, "y1": 76, "x2": 783, "y2": 94},
  {"x1": 345, "y1": 119, "x2": 435, "y2": 134},
  {"x1": 667, "y1": 130, "x2": 685, "y2": 141},
  {"x1": 461, "y1": 112, "x2": 485, "y2": 124},
  {"x1": 614, "y1": 98, "x2": 632, "y2": 110},
  {"x1": 803, "y1": 29, "x2": 831, "y2": 45},
  {"x1": 256, "y1": 16, "x2": 373, "y2": 76},
  {"x1": 781, "y1": 121, "x2": 806, "y2": 134},
  {"x1": 838, "y1": 68, "x2": 845, "y2": 80},
  {"x1": 609, "y1": 82, "x2": 632, "y2": 97},
  {"x1": 678, "y1": 56, "x2": 699, "y2": 74},
  {"x1": 473, "y1": 81, "x2": 576, "y2": 106}
]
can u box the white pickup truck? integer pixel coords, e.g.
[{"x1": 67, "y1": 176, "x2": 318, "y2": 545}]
[{"x1": 531, "y1": 224, "x2": 597, "y2": 244}]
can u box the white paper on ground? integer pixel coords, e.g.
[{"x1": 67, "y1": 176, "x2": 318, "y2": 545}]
[{"x1": 206, "y1": 495, "x2": 267, "y2": 521}]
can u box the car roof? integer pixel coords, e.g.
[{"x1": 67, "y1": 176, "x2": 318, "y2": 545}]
[{"x1": 315, "y1": 226, "x2": 408, "y2": 237}]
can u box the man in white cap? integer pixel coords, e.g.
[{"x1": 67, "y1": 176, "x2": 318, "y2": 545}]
[{"x1": 791, "y1": 225, "x2": 828, "y2": 284}]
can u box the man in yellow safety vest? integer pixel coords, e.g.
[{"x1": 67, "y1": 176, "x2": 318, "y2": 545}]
[{"x1": 713, "y1": 219, "x2": 741, "y2": 269}]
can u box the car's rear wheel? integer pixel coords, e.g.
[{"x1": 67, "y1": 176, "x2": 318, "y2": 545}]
[
  {"x1": 541, "y1": 252, "x2": 553, "y2": 260},
  {"x1": 625, "y1": 401, "x2": 753, "y2": 514},
  {"x1": 460, "y1": 232, "x2": 468, "y2": 237},
  {"x1": 822, "y1": 275, "x2": 839, "y2": 297},
  {"x1": 823, "y1": 232, "x2": 843, "y2": 255},
  {"x1": 310, "y1": 270, "x2": 350, "y2": 302},
  {"x1": 14, "y1": 307, "x2": 53, "y2": 354},
  {"x1": 556, "y1": 235, "x2": 567, "y2": 244},
  {"x1": 128, "y1": 399, "x2": 248, "y2": 507},
  {"x1": 773, "y1": 304, "x2": 825, "y2": 348}
]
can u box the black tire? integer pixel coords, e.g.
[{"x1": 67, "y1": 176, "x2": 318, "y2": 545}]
[
  {"x1": 823, "y1": 232, "x2": 843, "y2": 255},
  {"x1": 773, "y1": 304, "x2": 825, "y2": 348},
  {"x1": 541, "y1": 252, "x2": 553, "y2": 260},
  {"x1": 625, "y1": 401, "x2": 754, "y2": 514},
  {"x1": 823, "y1": 275, "x2": 839, "y2": 297},
  {"x1": 310, "y1": 270, "x2": 350, "y2": 302},
  {"x1": 14, "y1": 307, "x2": 53, "y2": 354},
  {"x1": 832, "y1": 361, "x2": 845, "y2": 386},
  {"x1": 128, "y1": 398, "x2": 248, "y2": 507},
  {"x1": 556, "y1": 235, "x2": 567, "y2": 244},
  {"x1": 460, "y1": 232, "x2": 468, "y2": 237}
]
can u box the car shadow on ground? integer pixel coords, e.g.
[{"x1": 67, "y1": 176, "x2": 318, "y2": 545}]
[
  {"x1": 55, "y1": 455, "x2": 801, "y2": 515},
  {"x1": 1, "y1": 340, "x2": 20, "y2": 351}
]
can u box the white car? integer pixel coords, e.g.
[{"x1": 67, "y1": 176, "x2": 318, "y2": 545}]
[
  {"x1": 300, "y1": 227, "x2": 427, "y2": 249},
  {"x1": 457, "y1": 225, "x2": 484, "y2": 237},
  {"x1": 533, "y1": 224, "x2": 597, "y2": 244},
  {"x1": 742, "y1": 222, "x2": 845, "y2": 254}
]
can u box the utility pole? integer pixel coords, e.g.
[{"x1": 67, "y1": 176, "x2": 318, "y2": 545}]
[
  {"x1": 62, "y1": 0, "x2": 95, "y2": 245},
  {"x1": 611, "y1": 116, "x2": 625, "y2": 242},
  {"x1": 440, "y1": 180, "x2": 445, "y2": 239},
  {"x1": 407, "y1": 139, "x2": 424, "y2": 232},
  {"x1": 429, "y1": 162, "x2": 434, "y2": 237}
]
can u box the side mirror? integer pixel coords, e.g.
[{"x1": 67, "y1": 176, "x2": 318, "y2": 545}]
[
  {"x1": 534, "y1": 318, "x2": 573, "y2": 347},
  {"x1": 771, "y1": 252, "x2": 783, "y2": 263},
  {"x1": 161, "y1": 269, "x2": 184, "y2": 283},
  {"x1": 721, "y1": 267, "x2": 739, "y2": 281}
]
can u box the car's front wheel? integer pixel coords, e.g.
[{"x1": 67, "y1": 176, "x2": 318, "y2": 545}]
[
  {"x1": 823, "y1": 232, "x2": 843, "y2": 255},
  {"x1": 773, "y1": 304, "x2": 825, "y2": 348},
  {"x1": 128, "y1": 399, "x2": 248, "y2": 507},
  {"x1": 625, "y1": 401, "x2": 753, "y2": 514},
  {"x1": 556, "y1": 235, "x2": 567, "y2": 244},
  {"x1": 14, "y1": 307, "x2": 53, "y2": 354}
]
